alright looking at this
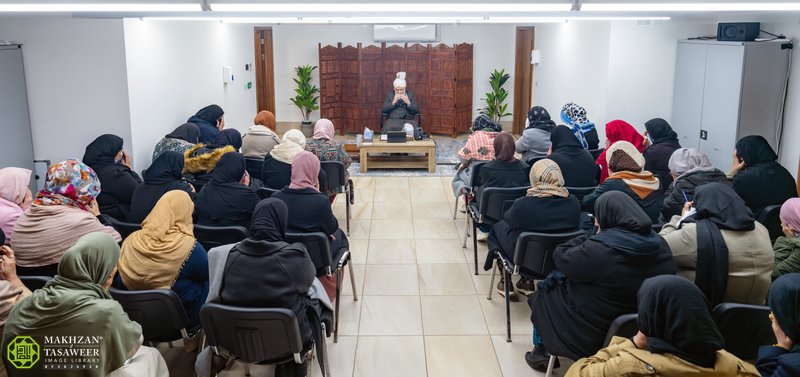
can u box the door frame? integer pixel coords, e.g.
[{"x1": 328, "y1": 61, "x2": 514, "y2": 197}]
[
  {"x1": 254, "y1": 27, "x2": 276, "y2": 115},
  {"x1": 512, "y1": 26, "x2": 535, "y2": 135}
]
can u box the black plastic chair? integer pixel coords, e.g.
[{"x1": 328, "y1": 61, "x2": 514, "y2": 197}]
[
  {"x1": 256, "y1": 187, "x2": 280, "y2": 199},
  {"x1": 200, "y1": 303, "x2": 329, "y2": 377},
  {"x1": 467, "y1": 186, "x2": 529, "y2": 275},
  {"x1": 380, "y1": 112, "x2": 421, "y2": 132},
  {"x1": 320, "y1": 161, "x2": 354, "y2": 235},
  {"x1": 100, "y1": 214, "x2": 141, "y2": 241},
  {"x1": 713, "y1": 302, "x2": 774, "y2": 361},
  {"x1": 588, "y1": 148, "x2": 604, "y2": 160},
  {"x1": 757, "y1": 204, "x2": 783, "y2": 243},
  {"x1": 488, "y1": 230, "x2": 584, "y2": 342},
  {"x1": 108, "y1": 288, "x2": 193, "y2": 345},
  {"x1": 244, "y1": 158, "x2": 264, "y2": 181},
  {"x1": 193, "y1": 224, "x2": 249, "y2": 250},
  {"x1": 565, "y1": 186, "x2": 597, "y2": 201},
  {"x1": 453, "y1": 161, "x2": 486, "y2": 227},
  {"x1": 19, "y1": 276, "x2": 52, "y2": 291},
  {"x1": 285, "y1": 231, "x2": 356, "y2": 343}
]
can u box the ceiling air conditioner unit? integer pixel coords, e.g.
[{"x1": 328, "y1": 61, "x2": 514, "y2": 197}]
[{"x1": 373, "y1": 25, "x2": 439, "y2": 42}]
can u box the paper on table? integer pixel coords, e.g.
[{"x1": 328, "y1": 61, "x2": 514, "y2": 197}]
[
  {"x1": 677, "y1": 206, "x2": 697, "y2": 227},
  {"x1": 380, "y1": 134, "x2": 388, "y2": 141}
]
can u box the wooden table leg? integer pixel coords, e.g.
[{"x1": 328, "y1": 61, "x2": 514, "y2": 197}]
[
  {"x1": 428, "y1": 146, "x2": 436, "y2": 173},
  {"x1": 360, "y1": 148, "x2": 367, "y2": 173}
]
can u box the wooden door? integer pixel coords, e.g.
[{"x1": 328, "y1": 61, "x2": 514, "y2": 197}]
[
  {"x1": 254, "y1": 27, "x2": 275, "y2": 115},
  {"x1": 513, "y1": 27, "x2": 535, "y2": 134}
]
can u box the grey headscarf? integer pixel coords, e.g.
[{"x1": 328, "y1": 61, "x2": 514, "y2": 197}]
[{"x1": 668, "y1": 148, "x2": 715, "y2": 178}]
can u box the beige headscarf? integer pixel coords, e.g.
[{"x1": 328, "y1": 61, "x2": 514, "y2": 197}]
[
  {"x1": 119, "y1": 190, "x2": 196, "y2": 290},
  {"x1": 526, "y1": 159, "x2": 569, "y2": 198},
  {"x1": 270, "y1": 129, "x2": 307, "y2": 164}
]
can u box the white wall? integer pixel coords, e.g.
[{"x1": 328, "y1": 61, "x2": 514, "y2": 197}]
[
  {"x1": 0, "y1": 18, "x2": 131, "y2": 166},
  {"x1": 123, "y1": 19, "x2": 257, "y2": 170}
]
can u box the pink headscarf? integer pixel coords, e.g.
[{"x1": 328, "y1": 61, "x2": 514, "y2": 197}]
[
  {"x1": 780, "y1": 198, "x2": 800, "y2": 234},
  {"x1": 313, "y1": 118, "x2": 335, "y2": 140},
  {"x1": 289, "y1": 151, "x2": 321, "y2": 190},
  {"x1": 0, "y1": 167, "x2": 32, "y2": 209}
]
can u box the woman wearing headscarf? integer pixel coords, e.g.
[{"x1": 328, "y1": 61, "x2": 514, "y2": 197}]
[
  {"x1": 595, "y1": 120, "x2": 646, "y2": 184},
  {"x1": 241, "y1": 110, "x2": 281, "y2": 159},
  {"x1": 128, "y1": 152, "x2": 194, "y2": 224},
  {"x1": 516, "y1": 106, "x2": 554, "y2": 164},
  {"x1": 475, "y1": 132, "x2": 530, "y2": 241},
  {"x1": 661, "y1": 148, "x2": 731, "y2": 220},
  {"x1": 560, "y1": 103, "x2": 598, "y2": 150},
  {"x1": 195, "y1": 152, "x2": 260, "y2": 229},
  {"x1": 152, "y1": 123, "x2": 200, "y2": 162},
  {"x1": 659, "y1": 182, "x2": 773, "y2": 306},
  {"x1": 0, "y1": 168, "x2": 32, "y2": 245},
  {"x1": 583, "y1": 141, "x2": 663, "y2": 223},
  {"x1": 118, "y1": 191, "x2": 208, "y2": 329},
  {"x1": 187, "y1": 104, "x2": 225, "y2": 145},
  {"x1": 773, "y1": 198, "x2": 800, "y2": 279},
  {"x1": 567, "y1": 275, "x2": 759, "y2": 377},
  {"x1": 485, "y1": 159, "x2": 581, "y2": 296},
  {"x1": 82, "y1": 134, "x2": 143, "y2": 221},
  {"x1": 450, "y1": 115, "x2": 501, "y2": 198},
  {"x1": 0, "y1": 241, "x2": 33, "y2": 377},
  {"x1": 262, "y1": 129, "x2": 317, "y2": 190},
  {"x1": 306, "y1": 118, "x2": 353, "y2": 201},
  {"x1": 3, "y1": 232, "x2": 169, "y2": 377},
  {"x1": 183, "y1": 128, "x2": 242, "y2": 191},
  {"x1": 757, "y1": 273, "x2": 800, "y2": 376},
  {"x1": 643, "y1": 118, "x2": 682, "y2": 190},
  {"x1": 547, "y1": 125, "x2": 598, "y2": 188},
  {"x1": 729, "y1": 135, "x2": 797, "y2": 216},
  {"x1": 525, "y1": 191, "x2": 676, "y2": 372},
  {"x1": 218, "y1": 198, "x2": 319, "y2": 376},
  {"x1": 12, "y1": 159, "x2": 120, "y2": 277}
]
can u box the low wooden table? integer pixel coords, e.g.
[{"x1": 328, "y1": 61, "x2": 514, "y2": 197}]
[{"x1": 359, "y1": 139, "x2": 437, "y2": 173}]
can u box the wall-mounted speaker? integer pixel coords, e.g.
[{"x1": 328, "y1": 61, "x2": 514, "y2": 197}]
[{"x1": 717, "y1": 22, "x2": 760, "y2": 42}]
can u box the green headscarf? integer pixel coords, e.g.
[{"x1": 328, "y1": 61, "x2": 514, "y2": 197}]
[{"x1": 3, "y1": 232, "x2": 142, "y2": 376}]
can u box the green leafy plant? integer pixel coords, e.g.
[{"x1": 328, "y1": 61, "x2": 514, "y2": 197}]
[
  {"x1": 479, "y1": 69, "x2": 512, "y2": 123},
  {"x1": 290, "y1": 65, "x2": 320, "y2": 122}
]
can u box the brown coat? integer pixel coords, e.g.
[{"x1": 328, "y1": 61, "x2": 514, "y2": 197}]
[{"x1": 566, "y1": 337, "x2": 759, "y2": 377}]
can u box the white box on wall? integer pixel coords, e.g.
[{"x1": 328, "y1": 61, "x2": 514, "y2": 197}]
[{"x1": 222, "y1": 65, "x2": 233, "y2": 84}]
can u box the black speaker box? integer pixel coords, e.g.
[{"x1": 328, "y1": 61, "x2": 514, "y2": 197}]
[{"x1": 717, "y1": 22, "x2": 760, "y2": 42}]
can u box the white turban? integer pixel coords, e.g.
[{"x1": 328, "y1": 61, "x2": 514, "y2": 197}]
[{"x1": 393, "y1": 72, "x2": 406, "y2": 88}]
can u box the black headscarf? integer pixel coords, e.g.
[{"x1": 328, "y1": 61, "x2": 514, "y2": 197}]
[
  {"x1": 82, "y1": 134, "x2": 124, "y2": 169},
  {"x1": 249, "y1": 198, "x2": 288, "y2": 242},
  {"x1": 128, "y1": 152, "x2": 189, "y2": 223},
  {"x1": 196, "y1": 152, "x2": 260, "y2": 228},
  {"x1": 0, "y1": 228, "x2": 5, "y2": 246},
  {"x1": 769, "y1": 273, "x2": 800, "y2": 351},
  {"x1": 550, "y1": 124, "x2": 583, "y2": 151},
  {"x1": 687, "y1": 182, "x2": 755, "y2": 306},
  {"x1": 644, "y1": 118, "x2": 681, "y2": 146},
  {"x1": 472, "y1": 115, "x2": 502, "y2": 133},
  {"x1": 493, "y1": 132, "x2": 516, "y2": 162},
  {"x1": 210, "y1": 129, "x2": 243, "y2": 150},
  {"x1": 591, "y1": 191, "x2": 663, "y2": 257},
  {"x1": 527, "y1": 106, "x2": 555, "y2": 132},
  {"x1": 165, "y1": 123, "x2": 201, "y2": 143},
  {"x1": 194, "y1": 104, "x2": 224, "y2": 125},
  {"x1": 735, "y1": 135, "x2": 778, "y2": 166},
  {"x1": 637, "y1": 275, "x2": 725, "y2": 368}
]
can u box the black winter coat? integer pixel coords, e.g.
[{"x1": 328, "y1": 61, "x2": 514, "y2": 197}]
[
  {"x1": 271, "y1": 188, "x2": 349, "y2": 262},
  {"x1": 582, "y1": 179, "x2": 664, "y2": 223},
  {"x1": 476, "y1": 160, "x2": 529, "y2": 201},
  {"x1": 261, "y1": 156, "x2": 327, "y2": 191},
  {"x1": 661, "y1": 169, "x2": 730, "y2": 220},
  {"x1": 187, "y1": 115, "x2": 219, "y2": 145},
  {"x1": 733, "y1": 162, "x2": 797, "y2": 216},
  {"x1": 549, "y1": 149, "x2": 597, "y2": 188},
  {"x1": 757, "y1": 345, "x2": 800, "y2": 377},
  {"x1": 643, "y1": 142, "x2": 681, "y2": 191}
]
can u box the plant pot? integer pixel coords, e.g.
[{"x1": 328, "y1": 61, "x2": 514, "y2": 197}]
[{"x1": 300, "y1": 120, "x2": 314, "y2": 138}]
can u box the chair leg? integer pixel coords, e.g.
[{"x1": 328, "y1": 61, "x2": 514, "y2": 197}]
[
  {"x1": 334, "y1": 268, "x2": 342, "y2": 344},
  {"x1": 321, "y1": 324, "x2": 331, "y2": 377},
  {"x1": 345, "y1": 192, "x2": 351, "y2": 236},
  {"x1": 243, "y1": 363, "x2": 251, "y2": 377},
  {"x1": 308, "y1": 348, "x2": 315, "y2": 377},
  {"x1": 487, "y1": 261, "x2": 497, "y2": 300},
  {"x1": 472, "y1": 219, "x2": 479, "y2": 275},
  {"x1": 452, "y1": 196, "x2": 459, "y2": 219},
  {"x1": 504, "y1": 267, "x2": 511, "y2": 343},
  {"x1": 348, "y1": 260, "x2": 358, "y2": 302},
  {"x1": 545, "y1": 355, "x2": 556, "y2": 377},
  {"x1": 461, "y1": 215, "x2": 469, "y2": 249}
]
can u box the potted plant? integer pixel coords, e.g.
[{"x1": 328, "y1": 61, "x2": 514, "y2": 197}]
[
  {"x1": 479, "y1": 68, "x2": 512, "y2": 124},
  {"x1": 290, "y1": 64, "x2": 320, "y2": 137}
]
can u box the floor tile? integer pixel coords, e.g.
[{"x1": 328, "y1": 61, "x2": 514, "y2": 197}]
[
  {"x1": 348, "y1": 219, "x2": 371, "y2": 240},
  {"x1": 370, "y1": 219, "x2": 414, "y2": 239},
  {"x1": 333, "y1": 200, "x2": 373, "y2": 220},
  {"x1": 413, "y1": 219, "x2": 460, "y2": 240},
  {"x1": 372, "y1": 200, "x2": 412, "y2": 219},
  {"x1": 373, "y1": 188, "x2": 411, "y2": 202},
  {"x1": 348, "y1": 239, "x2": 369, "y2": 264},
  {"x1": 425, "y1": 336, "x2": 503, "y2": 377},
  {"x1": 363, "y1": 264, "x2": 419, "y2": 295},
  {"x1": 411, "y1": 201, "x2": 457, "y2": 219},
  {"x1": 421, "y1": 295, "x2": 488, "y2": 335},
  {"x1": 334, "y1": 295, "x2": 362, "y2": 336},
  {"x1": 409, "y1": 176, "x2": 445, "y2": 189},
  {"x1": 413, "y1": 188, "x2": 449, "y2": 202},
  {"x1": 353, "y1": 336, "x2": 427, "y2": 377},
  {"x1": 309, "y1": 336, "x2": 357, "y2": 377},
  {"x1": 491, "y1": 335, "x2": 549, "y2": 377},
  {"x1": 340, "y1": 263, "x2": 366, "y2": 297},
  {"x1": 367, "y1": 239, "x2": 416, "y2": 264},
  {"x1": 358, "y1": 296, "x2": 422, "y2": 335},
  {"x1": 415, "y1": 239, "x2": 468, "y2": 264},
  {"x1": 352, "y1": 176, "x2": 376, "y2": 189},
  {"x1": 417, "y1": 263, "x2": 476, "y2": 295},
  {"x1": 374, "y1": 177, "x2": 409, "y2": 188},
  {"x1": 478, "y1": 292, "x2": 536, "y2": 336}
]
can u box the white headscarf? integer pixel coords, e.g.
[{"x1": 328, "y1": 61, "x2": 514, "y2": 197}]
[
  {"x1": 269, "y1": 129, "x2": 307, "y2": 164},
  {"x1": 393, "y1": 72, "x2": 407, "y2": 88},
  {"x1": 668, "y1": 148, "x2": 716, "y2": 178}
]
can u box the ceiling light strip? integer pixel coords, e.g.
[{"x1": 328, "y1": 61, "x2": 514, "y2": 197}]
[
  {"x1": 211, "y1": 3, "x2": 572, "y2": 12},
  {"x1": 0, "y1": 3, "x2": 201, "y2": 12},
  {"x1": 582, "y1": 3, "x2": 800, "y2": 11}
]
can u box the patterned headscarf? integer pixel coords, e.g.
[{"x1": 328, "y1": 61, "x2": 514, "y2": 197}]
[
  {"x1": 34, "y1": 159, "x2": 100, "y2": 211},
  {"x1": 526, "y1": 159, "x2": 569, "y2": 198},
  {"x1": 560, "y1": 103, "x2": 589, "y2": 149},
  {"x1": 472, "y1": 115, "x2": 502, "y2": 133},
  {"x1": 526, "y1": 106, "x2": 555, "y2": 132}
]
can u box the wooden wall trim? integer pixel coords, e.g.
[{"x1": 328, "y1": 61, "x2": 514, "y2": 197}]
[{"x1": 512, "y1": 27, "x2": 535, "y2": 135}]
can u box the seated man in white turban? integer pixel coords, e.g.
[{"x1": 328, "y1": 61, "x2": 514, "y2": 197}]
[{"x1": 381, "y1": 72, "x2": 420, "y2": 132}]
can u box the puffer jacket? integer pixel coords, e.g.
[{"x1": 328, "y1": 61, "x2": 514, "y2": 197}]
[
  {"x1": 661, "y1": 169, "x2": 730, "y2": 220},
  {"x1": 772, "y1": 236, "x2": 800, "y2": 279},
  {"x1": 182, "y1": 144, "x2": 236, "y2": 191}
]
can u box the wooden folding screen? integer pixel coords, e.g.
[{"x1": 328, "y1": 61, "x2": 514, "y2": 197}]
[{"x1": 318, "y1": 42, "x2": 473, "y2": 137}]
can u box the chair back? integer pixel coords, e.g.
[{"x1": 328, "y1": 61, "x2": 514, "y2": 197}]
[
  {"x1": 588, "y1": 148, "x2": 604, "y2": 160},
  {"x1": 602, "y1": 313, "x2": 639, "y2": 347},
  {"x1": 713, "y1": 303, "x2": 775, "y2": 361},
  {"x1": 467, "y1": 161, "x2": 487, "y2": 189},
  {"x1": 244, "y1": 158, "x2": 264, "y2": 181},
  {"x1": 19, "y1": 276, "x2": 52, "y2": 291},
  {"x1": 285, "y1": 232, "x2": 334, "y2": 275},
  {"x1": 513, "y1": 230, "x2": 585, "y2": 278},
  {"x1": 478, "y1": 186, "x2": 529, "y2": 225},
  {"x1": 257, "y1": 187, "x2": 280, "y2": 199},
  {"x1": 320, "y1": 161, "x2": 347, "y2": 194},
  {"x1": 566, "y1": 186, "x2": 597, "y2": 201},
  {"x1": 109, "y1": 288, "x2": 189, "y2": 343},
  {"x1": 756, "y1": 204, "x2": 783, "y2": 242},
  {"x1": 201, "y1": 303, "x2": 303, "y2": 364},
  {"x1": 193, "y1": 224, "x2": 249, "y2": 250},
  {"x1": 101, "y1": 215, "x2": 141, "y2": 241}
]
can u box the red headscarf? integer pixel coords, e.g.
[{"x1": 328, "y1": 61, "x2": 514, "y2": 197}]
[{"x1": 596, "y1": 120, "x2": 646, "y2": 183}]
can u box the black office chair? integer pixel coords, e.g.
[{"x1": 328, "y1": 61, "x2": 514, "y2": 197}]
[
  {"x1": 488, "y1": 230, "x2": 584, "y2": 342},
  {"x1": 193, "y1": 224, "x2": 249, "y2": 250},
  {"x1": 757, "y1": 204, "x2": 783, "y2": 243},
  {"x1": 467, "y1": 186, "x2": 529, "y2": 275},
  {"x1": 100, "y1": 215, "x2": 141, "y2": 241},
  {"x1": 588, "y1": 148, "x2": 604, "y2": 160},
  {"x1": 320, "y1": 161, "x2": 354, "y2": 235},
  {"x1": 453, "y1": 161, "x2": 486, "y2": 223},
  {"x1": 244, "y1": 158, "x2": 264, "y2": 181},
  {"x1": 380, "y1": 112, "x2": 421, "y2": 132},
  {"x1": 713, "y1": 303, "x2": 774, "y2": 361},
  {"x1": 108, "y1": 288, "x2": 194, "y2": 346},
  {"x1": 19, "y1": 276, "x2": 52, "y2": 291},
  {"x1": 256, "y1": 187, "x2": 280, "y2": 199},
  {"x1": 285, "y1": 232, "x2": 356, "y2": 344},
  {"x1": 200, "y1": 303, "x2": 329, "y2": 377},
  {"x1": 565, "y1": 186, "x2": 597, "y2": 201}
]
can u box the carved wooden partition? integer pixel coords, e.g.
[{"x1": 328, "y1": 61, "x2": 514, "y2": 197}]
[{"x1": 318, "y1": 42, "x2": 473, "y2": 137}]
